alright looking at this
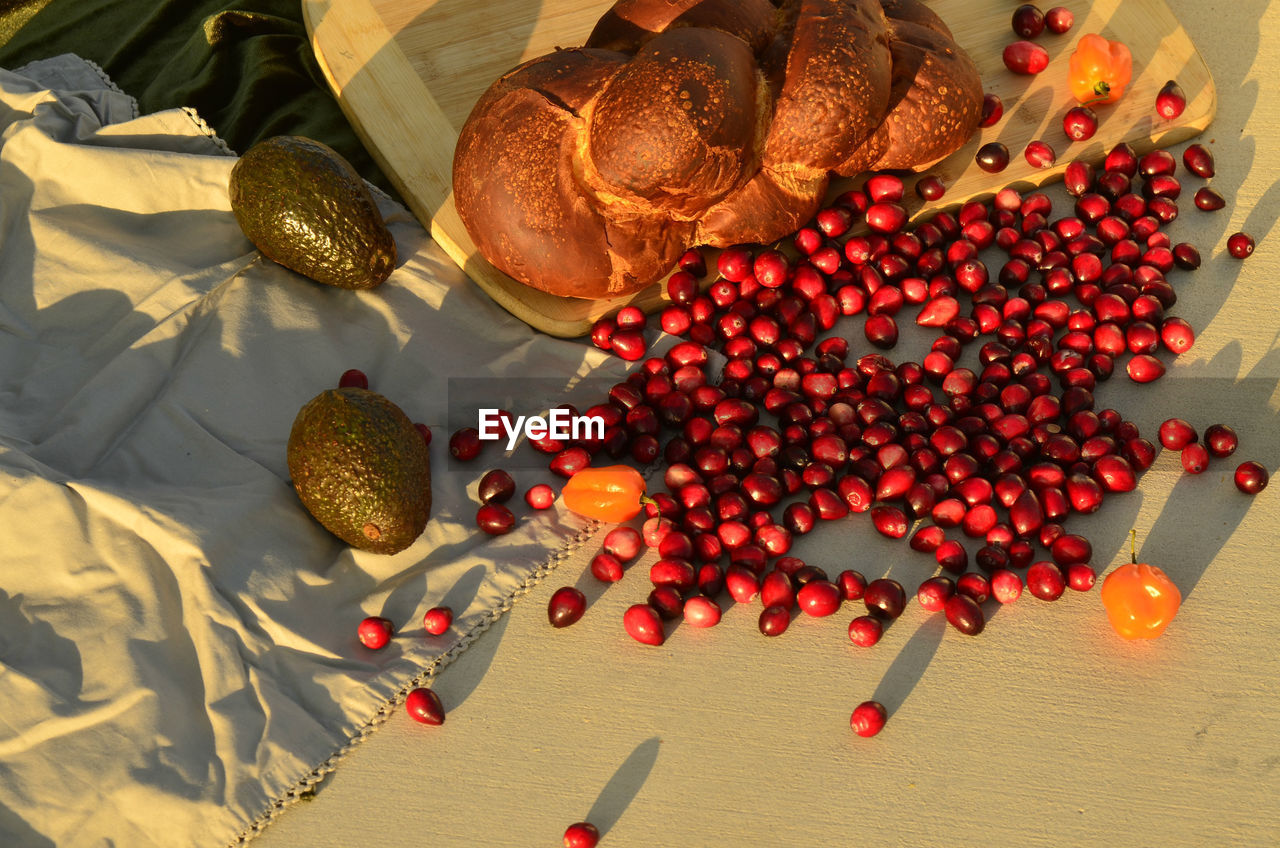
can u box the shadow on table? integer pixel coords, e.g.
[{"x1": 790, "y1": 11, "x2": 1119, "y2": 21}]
[{"x1": 585, "y1": 736, "x2": 661, "y2": 836}]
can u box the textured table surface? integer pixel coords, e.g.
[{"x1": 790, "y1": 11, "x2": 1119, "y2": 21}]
[{"x1": 255, "y1": 1, "x2": 1280, "y2": 845}]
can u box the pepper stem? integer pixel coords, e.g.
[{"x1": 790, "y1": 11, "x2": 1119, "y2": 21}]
[
  {"x1": 1129, "y1": 528, "x2": 1137, "y2": 564},
  {"x1": 1082, "y1": 81, "x2": 1112, "y2": 107},
  {"x1": 639, "y1": 494, "x2": 657, "y2": 509}
]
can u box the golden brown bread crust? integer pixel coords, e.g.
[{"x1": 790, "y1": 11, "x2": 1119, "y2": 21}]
[{"x1": 452, "y1": 0, "x2": 982, "y2": 300}]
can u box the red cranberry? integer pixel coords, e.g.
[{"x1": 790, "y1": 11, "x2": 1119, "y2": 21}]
[
  {"x1": 548, "y1": 586, "x2": 587, "y2": 628},
  {"x1": 1024, "y1": 139, "x2": 1057, "y2": 168},
  {"x1": 956, "y1": 572, "x2": 991, "y2": 604},
  {"x1": 449, "y1": 427, "x2": 482, "y2": 461},
  {"x1": 1026, "y1": 561, "x2": 1066, "y2": 600},
  {"x1": 603, "y1": 526, "x2": 643, "y2": 561},
  {"x1": 1158, "y1": 418, "x2": 1197, "y2": 450},
  {"x1": 725, "y1": 565, "x2": 761, "y2": 603},
  {"x1": 864, "y1": 578, "x2": 907, "y2": 619},
  {"x1": 1003, "y1": 40, "x2": 1049, "y2": 74},
  {"x1": 758, "y1": 604, "x2": 792, "y2": 637},
  {"x1": 944, "y1": 594, "x2": 985, "y2": 635},
  {"x1": 980, "y1": 93, "x2": 1004, "y2": 128},
  {"x1": 477, "y1": 503, "x2": 516, "y2": 535},
  {"x1": 797, "y1": 579, "x2": 842, "y2": 617},
  {"x1": 1235, "y1": 461, "x2": 1269, "y2": 494},
  {"x1": 1051, "y1": 534, "x2": 1093, "y2": 566},
  {"x1": 357, "y1": 616, "x2": 394, "y2": 649},
  {"x1": 838, "y1": 569, "x2": 868, "y2": 601},
  {"x1": 916, "y1": 175, "x2": 947, "y2": 201},
  {"x1": 525, "y1": 483, "x2": 555, "y2": 510},
  {"x1": 609, "y1": 328, "x2": 648, "y2": 361},
  {"x1": 1126, "y1": 354, "x2": 1165, "y2": 383},
  {"x1": 850, "y1": 700, "x2": 888, "y2": 737},
  {"x1": 976, "y1": 142, "x2": 1011, "y2": 173},
  {"x1": 423, "y1": 606, "x2": 453, "y2": 635},
  {"x1": 405, "y1": 687, "x2": 445, "y2": 726},
  {"x1": 1181, "y1": 442, "x2": 1210, "y2": 474},
  {"x1": 917, "y1": 576, "x2": 956, "y2": 612},
  {"x1": 1045, "y1": 6, "x2": 1074, "y2": 33},
  {"x1": 1193, "y1": 186, "x2": 1225, "y2": 211},
  {"x1": 590, "y1": 552, "x2": 625, "y2": 583},
  {"x1": 683, "y1": 595, "x2": 723, "y2": 628},
  {"x1": 1227, "y1": 232, "x2": 1255, "y2": 258},
  {"x1": 848, "y1": 615, "x2": 884, "y2": 647},
  {"x1": 1182, "y1": 143, "x2": 1215, "y2": 177},
  {"x1": 478, "y1": 468, "x2": 516, "y2": 503},
  {"x1": 1204, "y1": 424, "x2": 1239, "y2": 458},
  {"x1": 1011, "y1": 4, "x2": 1045, "y2": 37},
  {"x1": 624, "y1": 603, "x2": 665, "y2": 645},
  {"x1": 338, "y1": 368, "x2": 369, "y2": 389},
  {"x1": 991, "y1": 569, "x2": 1023, "y2": 603},
  {"x1": 563, "y1": 821, "x2": 600, "y2": 848},
  {"x1": 1156, "y1": 79, "x2": 1187, "y2": 119},
  {"x1": 1063, "y1": 106, "x2": 1098, "y2": 141},
  {"x1": 415, "y1": 423, "x2": 432, "y2": 446},
  {"x1": 1066, "y1": 563, "x2": 1097, "y2": 591}
]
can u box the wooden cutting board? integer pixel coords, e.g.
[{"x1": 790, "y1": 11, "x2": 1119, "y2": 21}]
[{"x1": 302, "y1": 0, "x2": 1215, "y2": 338}]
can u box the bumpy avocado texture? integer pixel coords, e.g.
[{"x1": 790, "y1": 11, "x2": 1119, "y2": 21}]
[
  {"x1": 230, "y1": 135, "x2": 396, "y2": 289},
  {"x1": 287, "y1": 387, "x2": 431, "y2": 555}
]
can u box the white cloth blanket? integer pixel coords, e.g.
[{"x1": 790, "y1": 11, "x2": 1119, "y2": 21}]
[{"x1": 0, "y1": 55, "x2": 612, "y2": 847}]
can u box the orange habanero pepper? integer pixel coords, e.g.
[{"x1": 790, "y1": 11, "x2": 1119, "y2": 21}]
[
  {"x1": 1100, "y1": 530, "x2": 1181, "y2": 640},
  {"x1": 1069, "y1": 33, "x2": 1133, "y2": 105},
  {"x1": 561, "y1": 465, "x2": 650, "y2": 523}
]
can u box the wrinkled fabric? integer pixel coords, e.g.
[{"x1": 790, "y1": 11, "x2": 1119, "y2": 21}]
[
  {"x1": 0, "y1": 55, "x2": 614, "y2": 848},
  {"x1": 0, "y1": 0, "x2": 391, "y2": 194}
]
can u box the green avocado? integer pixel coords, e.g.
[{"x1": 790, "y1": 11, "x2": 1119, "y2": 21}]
[
  {"x1": 229, "y1": 136, "x2": 396, "y2": 289},
  {"x1": 287, "y1": 387, "x2": 431, "y2": 555}
]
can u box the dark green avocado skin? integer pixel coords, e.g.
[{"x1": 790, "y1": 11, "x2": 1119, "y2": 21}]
[
  {"x1": 287, "y1": 388, "x2": 431, "y2": 555},
  {"x1": 230, "y1": 136, "x2": 396, "y2": 290}
]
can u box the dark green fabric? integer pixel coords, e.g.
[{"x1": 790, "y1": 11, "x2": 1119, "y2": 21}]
[{"x1": 0, "y1": 0, "x2": 395, "y2": 197}]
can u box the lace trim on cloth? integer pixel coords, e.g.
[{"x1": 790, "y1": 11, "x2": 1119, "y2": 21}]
[{"x1": 230, "y1": 518, "x2": 604, "y2": 845}]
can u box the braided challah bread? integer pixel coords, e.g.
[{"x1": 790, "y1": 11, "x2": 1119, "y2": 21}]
[{"x1": 452, "y1": 0, "x2": 982, "y2": 300}]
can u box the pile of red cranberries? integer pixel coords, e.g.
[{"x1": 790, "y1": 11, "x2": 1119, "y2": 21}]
[{"x1": 458, "y1": 138, "x2": 1267, "y2": 738}]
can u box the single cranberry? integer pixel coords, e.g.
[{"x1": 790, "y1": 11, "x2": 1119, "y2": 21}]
[
  {"x1": 850, "y1": 700, "x2": 888, "y2": 737},
  {"x1": 944, "y1": 594, "x2": 985, "y2": 635},
  {"x1": 338, "y1": 368, "x2": 369, "y2": 389},
  {"x1": 1181, "y1": 442, "x2": 1210, "y2": 474},
  {"x1": 1003, "y1": 40, "x2": 1049, "y2": 74},
  {"x1": 1024, "y1": 139, "x2": 1057, "y2": 168},
  {"x1": 980, "y1": 93, "x2": 1005, "y2": 127},
  {"x1": 602, "y1": 526, "x2": 643, "y2": 561},
  {"x1": 864, "y1": 578, "x2": 907, "y2": 619},
  {"x1": 1065, "y1": 563, "x2": 1097, "y2": 591},
  {"x1": 683, "y1": 595, "x2": 723, "y2": 628},
  {"x1": 1045, "y1": 6, "x2": 1074, "y2": 33},
  {"x1": 449, "y1": 427, "x2": 482, "y2": 461},
  {"x1": 415, "y1": 423, "x2": 432, "y2": 446},
  {"x1": 477, "y1": 503, "x2": 516, "y2": 535},
  {"x1": 917, "y1": 575, "x2": 956, "y2": 612},
  {"x1": 916, "y1": 175, "x2": 947, "y2": 201},
  {"x1": 357, "y1": 616, "x2": 394, "y2": 649},
  {"x1": 405, "y1": 687, "x2": 445, "y2": 726},
  {"x1": 758, "y1": 604, "x2": 792, "y2": 637},
  {"x1": 1156, "y1": 79, "x2": 1187, "y2": 119},
  {"x1": 848, "y1": 615, "x2": 884, "y2": 647},
  {"x1": 624, "y1": 603, "x2": 665, "y2": 645},
  {"x1": 991, "y1": 569, "x2": 1023, "y2": 603},
  {"x1": 609, "y1": 328, "x2": 648, "y2": 361},
  {"x1": 563, "y1": 821, "x2": 600, "y2": 848},
  {"x1": 1063, "y1": 106, "x2": 1098, "y2": 141},
  {"x1": 1026, "y1": 561, "x2": 1066, "y2": 601},
  {"x1": 1051, "y1": 534, "x2": 1093, "y2": 566},
  {"x1": 423, "y1": 606, "x2": 453, "y2": 635},
  {"x1": 976, "y1": 141, "x2": 1011, "y2": 173},
  {"x1": 1182, "y1": 143, "x2": 1215, "y2": 177},
  {"x1": 525, "y1": 483, "x2": 555, "y2": 510},
  {"x1": 1227, "y1": 232, "x2": 1255, "y2": 258},
  {"x1": 478, "y1": 468, "x2": 516, "y2": 503},
  {"x1": 797, "y1": 580, "x2": 843, "y2": 617},
  {"x1": 838, "y1": 569, "x2": 868, "y2": 601},
  {"x1": 590, "y1": 552, "x2": 625, "y2": 583},
  {"x1": 956, "y1": 572, "x2": 991, "y2": 604},
  {"x1": 548, "y1": 586, "x2": 587, "y2": 628},
  {"x1": 1126, "y1": 354, "x2": 1166, "y2": 383},
  {"x1": 1193, "y1": 186, "x2": 1225, "y2": 211},
  {"x1": 1011, "y1": 4, "x2": 1045, "y2": 37},
  {"x1": 1158, "y1": 418, "x2": 1197, "y2": 450},
  {"x1": 1204, "y1": 424, "x2": 1239, "y2": 458},
  {"x1": 1235, "y1": 461, "x2": 1269, "y2": 494},
  {"x1": 725, "y1": 565, "x2": 761, "y2": 603}
]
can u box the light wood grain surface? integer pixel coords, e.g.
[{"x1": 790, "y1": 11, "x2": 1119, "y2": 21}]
[
  {"x1": 259, "y1": 1, "x2": 1280, "y2": 845},
  {"x1": 305, "y1": 0, "x2": 1214, "y2": 337}
]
